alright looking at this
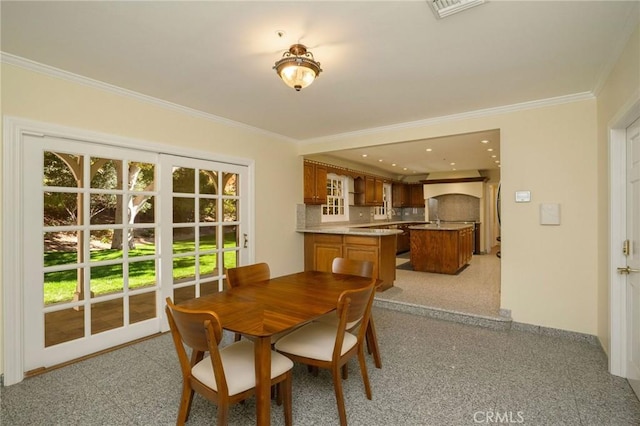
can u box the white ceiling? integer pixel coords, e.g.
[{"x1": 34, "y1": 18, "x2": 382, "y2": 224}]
[{"x1": 2, "y1": 1, "x2": 638, "y2": 176}]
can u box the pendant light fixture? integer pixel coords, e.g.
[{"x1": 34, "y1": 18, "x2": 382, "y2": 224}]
[{"x1": 273, "y1": 44, "x2": 322, "y2": 91}]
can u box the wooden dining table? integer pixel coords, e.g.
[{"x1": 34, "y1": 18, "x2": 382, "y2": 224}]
[{"x1": 176, "y1": 270, "x2": 379, "y2": 426}]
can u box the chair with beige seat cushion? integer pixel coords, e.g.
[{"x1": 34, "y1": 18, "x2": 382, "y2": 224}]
[
  {"x1": 274, "y1": 282, "x2": 376, "y2": 426},
  {"x1": 316, "y1": 257, "x2": 382, "y2": 369},
  {"x1": 165, "y1": 298, "x2": 293, "y2": 426}
]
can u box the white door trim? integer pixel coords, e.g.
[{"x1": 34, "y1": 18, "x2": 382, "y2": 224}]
[
  {"x1": 609, "y1": 94, "x2": 640, "y2": 377},
  {"x1": 2, "y1": 116, "x2": 256, "y2": 385}
]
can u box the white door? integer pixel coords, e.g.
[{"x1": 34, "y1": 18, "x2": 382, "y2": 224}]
[
  {"x1": 21, "y1": 136, "x2": 250, "y2": 372},
  {"x1": 625, "y1": 117, "x2": 640, "y2": 398}
]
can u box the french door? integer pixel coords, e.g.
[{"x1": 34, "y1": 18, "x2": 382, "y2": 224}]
[
  {"x1": 22, "y1": 135, "x2": 248, "y2": 372},
  {"x1": 160, "y1": 154, "x2": 248, "y2": 304}
]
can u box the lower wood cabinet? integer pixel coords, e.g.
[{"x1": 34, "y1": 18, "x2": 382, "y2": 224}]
[
  {"x1": 305, "y1": 234, "x2": 343, "y2": 272},
  {"x1": 410, "y1": 226, "x2": 473, "y2": 274},
  {"x1": 304, "y1": 233, "x2": 396, "y2": 291}
]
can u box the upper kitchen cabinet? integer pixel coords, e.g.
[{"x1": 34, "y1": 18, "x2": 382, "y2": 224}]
[
  {"x1": 392, "y1": 183, "x2": 423, "y2": 207},
  {"x1": 355, "y1": 176, "x2": 384, "y2": 206},
  {"x1": 409, "y1": 184, "x2": 424, "y2": 207},
  {"x1": 303, "y1": 161, "x2": 327, "y2": 205},
  {"x1": 392, "y1": 183, "x2": 410, "y2": 208}
]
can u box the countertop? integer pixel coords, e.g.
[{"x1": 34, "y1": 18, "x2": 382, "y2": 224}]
[
  {"x1": 297, "y1": 221, "x2": 478, "y2": 236},
  {"x1": 297, "y1": 226, "x2": 403, "y2": 236},
  {"x1": 409, "y1": 223, "x2": 474, "y2": 231}
]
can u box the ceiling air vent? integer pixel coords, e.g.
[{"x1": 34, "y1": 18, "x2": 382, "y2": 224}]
[{"x1": 429, "y1": 0, "x2": 486, "y2": 19}]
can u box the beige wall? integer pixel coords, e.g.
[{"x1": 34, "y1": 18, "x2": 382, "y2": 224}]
[
  {"x1": 595, "y1": 24, "x2": 640, "y2": 357},
  {"x1": 0, "y1": 63, "x2": 304, "y2": 375},
  {"x1": 1, "y1": 22, "x2": 637, "y2": 379},
  {"x1": 301, "y1": 99, "x2": 600, "y2": 335}
]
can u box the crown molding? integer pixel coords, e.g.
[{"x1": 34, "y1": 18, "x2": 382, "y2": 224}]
[
  {"x1": 299, "y1": 91, "x2": 595, "y2": 145},
  {"x1": 2, "y1": 52, "x2": 596, "y2": 146},
  {"x1": 0, "y1": 52, "x2": 296, "y2": 143}
]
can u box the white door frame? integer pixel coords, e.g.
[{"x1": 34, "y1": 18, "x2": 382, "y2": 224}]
[
  {"x1": 2, "y1": 116, "x2": 255, "y2": 385},
  {"x1": 609, "y1": 95, "x2": 640, "y2": 377}
]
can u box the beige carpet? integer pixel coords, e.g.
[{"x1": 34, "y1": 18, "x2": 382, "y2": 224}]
[{"x1": 376, "y1": 248, "x2": 501, "y2": 318}]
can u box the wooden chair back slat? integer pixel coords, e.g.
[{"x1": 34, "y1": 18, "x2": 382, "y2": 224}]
[
  {"x1": 227, "y1": 263, "x2": 271, "y2": 288},
  {"x1": 332, "y1": 258, "x2": 373, "y2": 279}
]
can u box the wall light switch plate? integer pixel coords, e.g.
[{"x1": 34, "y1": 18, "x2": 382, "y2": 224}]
[
  {"x1": 540, "y1": 203, "x2": 560, "y2": 225},
  {"x1": 515, "y1": 190, "x2": 531, "y2": 203}
]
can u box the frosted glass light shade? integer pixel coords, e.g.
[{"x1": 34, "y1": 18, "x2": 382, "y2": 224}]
[
  {"x1": 273, "y1": 44, "x2": 322, "y2": 91},
  {"x1": 279, "y1": 64, "x2": 317, "y2": 91}
]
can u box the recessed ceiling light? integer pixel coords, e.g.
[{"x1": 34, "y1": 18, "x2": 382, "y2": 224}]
[
  {"x1": 487, "y1": 148, "x2": 493, "y2": 152},
  {"x1": 481, "y1": 140, "x2": 489, "y2": 144},
  {"x1": 495, "y1": 160, "x2": 500, "y2": 163},
  {"x1": 362, "y1": 154, "x2": 368, "y2": 158},
  {"x1": 426, "y1": 148, "x2": 433, "y2": 152},
  {"x1": 378, "y1": 159, "x2": 383, "y2": 162},
  {"x1": 491, "y1": 155, "x2": 497, "y2": 158},
  {"x1": 392, "y1": 163, "x2": 397, "y2": 167},
  {"x1": 450, "y1": 162, "x2": 456, "y2": 166},
  {"x1": 403, "y1": 167, "x2": 408, "y2": 171}
]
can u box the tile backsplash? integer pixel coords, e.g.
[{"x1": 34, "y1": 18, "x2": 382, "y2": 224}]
[
  {"x1": 429, "y1": 194, "x2": 480, "y2": 222},
  {"x1": 297, "y1": 204, "x2": 426, "y2": 228}
]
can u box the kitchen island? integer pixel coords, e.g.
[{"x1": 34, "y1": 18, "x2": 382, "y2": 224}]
[
  {"x1": 409, "y1": 223, "x2": 474, "y2": 274},
  {"x1": 298, "y1": 226, "x2": 402, "y2": 291}
]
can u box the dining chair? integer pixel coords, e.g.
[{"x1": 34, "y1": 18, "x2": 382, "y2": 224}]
[
  {"x1": 226, "y1": 263, "x2": 270, "y2": 342},
  {"x1": 226, "y1": 262, "x2": 271, "y2": 289},
  {"x1": 316, "y1": 257, "x2": 382, "y2": 369},
  {"x1": 274, "y1": 282, "x2": 376, "y2": 426},
  {"x1": 165, "y1": 297, "x2": 293, "y2": 426},
  {"x1": 331, "y1": 257, "x2": 374, "y2": 279}
]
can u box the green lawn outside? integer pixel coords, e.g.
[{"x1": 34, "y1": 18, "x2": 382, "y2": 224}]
[{"x1": 43, "y1": 234, "x2": 238, "y2": 305}]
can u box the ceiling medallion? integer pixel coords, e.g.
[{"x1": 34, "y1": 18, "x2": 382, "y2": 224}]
[{"x1": 273, "y1": 44, "x2": 322, "y2": 91}]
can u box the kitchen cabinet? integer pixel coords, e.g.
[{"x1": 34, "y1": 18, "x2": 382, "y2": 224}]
[
  {"x1": 392, "y1": 223, "x2": 412, "y2": 253},
  {"x1": 473, "y1": 223, "x2": 481, "y2": 254},
  {"x1": 409, "y1": 184, "x2": 424, "y2": 207},
  {"x1": 458, "y1": 226, "x2": 473, "y2": 266},
  {"x1": 409, "y1": 224, "x2": 473, "y2": 274},
  {"x1": 392, "y1": 183, "x2": 410, "y2": 208},
  {"x1": 304, "y1": 234, "x2": 343, "y2": 271},
  {"x1": 304, "y1": 233, "x2": 397, "y2": 291},
  {"x1": 393, "y1": 183, "x2": 424, "y2": 207},
  {"x1": 303, "y1": 161, "x2": 327, "y2": 205},
  {"x1": 355, "y1": 176, "x2": 384, "y2": 206}
]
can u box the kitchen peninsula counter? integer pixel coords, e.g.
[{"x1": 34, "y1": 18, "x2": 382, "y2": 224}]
[
  {"x1": 297, "y1": 225, "x2": 402, "y2": 291},
  {"x1": 298, "y1": 226, "x2": 403, "y2": 237},
  {"x1": 409, "y1": 223, "x2": 474, "y2": 274}
]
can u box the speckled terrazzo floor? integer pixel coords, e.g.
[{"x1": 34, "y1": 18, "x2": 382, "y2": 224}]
[
  {"x1": 376, "y1": 249, "x2": 502, "y2": 321},
  {"x1": 2, "y1": 308, "x2": 639, "y2": 425}
]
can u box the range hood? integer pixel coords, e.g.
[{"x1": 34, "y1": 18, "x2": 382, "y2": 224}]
[
  {"x1": 424, "y1": 170, "x2": 482, "y2": 180},
  {"x1": 422, "y1": 171, "x2": 486, "y2": 199}
]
